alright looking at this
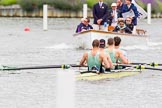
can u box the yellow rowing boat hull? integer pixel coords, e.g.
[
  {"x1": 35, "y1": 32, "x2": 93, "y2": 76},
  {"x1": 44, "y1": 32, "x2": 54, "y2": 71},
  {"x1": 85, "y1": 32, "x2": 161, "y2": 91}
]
[{"x1": 76, "y1": 71, "x2": 140, "y2": 81}]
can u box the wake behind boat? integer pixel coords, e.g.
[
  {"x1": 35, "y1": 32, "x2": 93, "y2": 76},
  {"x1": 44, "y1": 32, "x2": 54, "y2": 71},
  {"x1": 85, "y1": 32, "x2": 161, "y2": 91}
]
[{"x1": 73, "y1": 29, "x2": 148, "y2": 49}]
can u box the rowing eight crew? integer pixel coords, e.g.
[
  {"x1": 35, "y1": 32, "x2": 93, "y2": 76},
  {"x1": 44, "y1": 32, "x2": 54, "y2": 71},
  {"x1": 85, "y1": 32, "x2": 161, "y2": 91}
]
[{"x1": 80, "y1": 36, "x2": 128, "y2": 73}]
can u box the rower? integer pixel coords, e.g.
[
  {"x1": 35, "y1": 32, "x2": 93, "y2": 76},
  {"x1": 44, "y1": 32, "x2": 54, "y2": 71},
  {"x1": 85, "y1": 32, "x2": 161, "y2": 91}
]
[
  {"x1": 99, "y1": 39, "x2": 113, "y2": 69},
  {"x1": 114, "y1": 36, "x2": 128, "y2": 59},
  {"x1": 104, "y1": 38, "x2": 128, "y2": 69},
  {"x1": 113, "y1": 36, "x2": 128, "y2": 69},
  {"x1": 80, "y1": 39, "x2": 111, "y2": 73}
]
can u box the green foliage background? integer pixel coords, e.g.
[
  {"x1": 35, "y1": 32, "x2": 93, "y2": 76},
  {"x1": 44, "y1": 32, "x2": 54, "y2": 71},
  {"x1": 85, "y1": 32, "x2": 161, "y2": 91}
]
[
  {"x1": 0, "y1": 0, "x2": 162, "y2": 13},
  {"x1": 0, "y1": 0, "x2": 17, "y2": 5}
]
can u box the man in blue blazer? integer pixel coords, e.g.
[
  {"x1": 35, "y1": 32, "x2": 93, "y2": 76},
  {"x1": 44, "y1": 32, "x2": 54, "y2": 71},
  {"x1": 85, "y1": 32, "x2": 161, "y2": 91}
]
[
  {"x1": 116, "y1": 0, "x2": 124, "y2": 17},
  {"x1": 93, "y1": 0, "x2": 108, "y2": 30},
  {"x1": 122, "y1": 0, "x2": 139, "y2": 26}
]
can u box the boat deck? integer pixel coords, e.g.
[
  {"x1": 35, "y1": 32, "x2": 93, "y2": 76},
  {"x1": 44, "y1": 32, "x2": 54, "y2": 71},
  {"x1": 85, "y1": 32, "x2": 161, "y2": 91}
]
[
  {"x1": 76, "y1": 70, "x2": 141, "y2": 81},
  {"x1": 73, "y1": 29, "x2": 148, "y2": 37}
]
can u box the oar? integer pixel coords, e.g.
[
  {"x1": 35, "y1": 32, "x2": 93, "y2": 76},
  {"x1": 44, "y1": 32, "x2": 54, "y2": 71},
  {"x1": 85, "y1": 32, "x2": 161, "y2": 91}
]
[
  {"x1": 118, "y1": 64, "x2": 162, "y2": 71},
  {"x1": 131, "y1": 62, "x2": 162, "y2": 67},
  {"x1": 0, "y1": 64, "x2": 81, "y2": 71}
]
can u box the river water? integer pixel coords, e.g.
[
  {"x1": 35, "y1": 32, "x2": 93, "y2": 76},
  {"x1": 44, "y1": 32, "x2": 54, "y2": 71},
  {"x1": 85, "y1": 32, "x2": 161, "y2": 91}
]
[{"x1": 0, "y1": 17, "x2": 162, "y2": 108}]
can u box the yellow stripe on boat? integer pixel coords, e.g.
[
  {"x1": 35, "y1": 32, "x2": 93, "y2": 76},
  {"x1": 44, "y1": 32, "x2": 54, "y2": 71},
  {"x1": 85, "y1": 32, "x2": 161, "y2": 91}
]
[{"x1": 76, "y1": 71, "x2": 140, "y2": 81}]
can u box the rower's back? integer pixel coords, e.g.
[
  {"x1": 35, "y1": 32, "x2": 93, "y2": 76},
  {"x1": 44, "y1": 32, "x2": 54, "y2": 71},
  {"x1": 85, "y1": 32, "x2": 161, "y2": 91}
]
[
  {"x1": 114, "y1": 36, "x2": 128, "y2": 64},
  {"x1": 104, "y1": 38, "x2": 117, "y2": 63},
  {"x1": 87, "y1": 51, "x2": 101, "y2": 71},
  {"x1": 104, "y1": 48, "x2": 116, "y2": 63}
]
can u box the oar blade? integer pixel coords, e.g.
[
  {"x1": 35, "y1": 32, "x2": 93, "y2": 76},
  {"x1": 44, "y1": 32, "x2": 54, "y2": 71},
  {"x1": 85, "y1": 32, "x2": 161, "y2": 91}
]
[{"x1": 0, "y1": 64, "x2": 81, "y2": 71}]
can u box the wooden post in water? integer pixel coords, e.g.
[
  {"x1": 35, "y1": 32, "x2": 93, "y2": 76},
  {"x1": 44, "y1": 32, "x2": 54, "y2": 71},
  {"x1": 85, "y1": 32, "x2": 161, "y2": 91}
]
[
  {"x1": 43, "y1": 4, "x2": 48, "y2": 31},
  {"x1": 147, "y1": 3, "x2": 151, "y2": 24},
  {"x1": 83, "y1": 4, "x2": 87, "y2": 18}
]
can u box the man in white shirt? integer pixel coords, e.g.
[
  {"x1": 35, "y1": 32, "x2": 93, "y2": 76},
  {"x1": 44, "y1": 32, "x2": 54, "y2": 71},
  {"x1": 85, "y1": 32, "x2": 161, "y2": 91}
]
[{"x1": 108, "y1": 3, "x2": 120, "y2": 27}]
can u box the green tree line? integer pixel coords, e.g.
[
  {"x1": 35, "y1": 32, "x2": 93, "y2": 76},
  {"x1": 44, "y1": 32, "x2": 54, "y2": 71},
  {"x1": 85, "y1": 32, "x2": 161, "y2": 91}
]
[{"x1": 0, "y1": 0, "x2": 162, "y2": 13}]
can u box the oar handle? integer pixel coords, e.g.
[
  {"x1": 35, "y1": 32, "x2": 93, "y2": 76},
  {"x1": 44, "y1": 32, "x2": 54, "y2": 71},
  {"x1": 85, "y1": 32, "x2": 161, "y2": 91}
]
[
  {"x1": 149, "y1": 62, "x2": 161, "y2": 67},
  {"x1": 118, "y1": 64, "x2": 162, "y2": 71},
  {"x1": 61, "y1": 64, "x2": 70, "y2": 69},
  {"x1": 135, "y1": 65, "x2": 146, "y2": 70},
  {"x1": 131, "y1": 62, "x2": 162, "y2": 67}
]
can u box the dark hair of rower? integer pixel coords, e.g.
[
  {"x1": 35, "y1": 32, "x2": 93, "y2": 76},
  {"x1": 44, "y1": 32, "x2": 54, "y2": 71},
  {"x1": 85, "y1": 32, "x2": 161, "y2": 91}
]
[
  {"x1": 114, "y1": 36, "x2": 121, "y2": 46},
  {"x1": 92, "y1": 39, "x2": 100, "y2": 47},
  {"x1": 99, "y1": 39, "x2": 106, "y2": 48},
  {"x1": 107, "y1": 38, "x2": 114, "y2": 46}
]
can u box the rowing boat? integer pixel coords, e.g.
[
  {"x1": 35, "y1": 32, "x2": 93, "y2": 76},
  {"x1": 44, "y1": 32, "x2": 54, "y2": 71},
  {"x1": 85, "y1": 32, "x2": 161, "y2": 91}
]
[
  {"x1": 76, "y1": 69, "x2": 141, "y2": 81},
  {"x1": 73, "y1": 29, "x2": 148, "y2": 49}
]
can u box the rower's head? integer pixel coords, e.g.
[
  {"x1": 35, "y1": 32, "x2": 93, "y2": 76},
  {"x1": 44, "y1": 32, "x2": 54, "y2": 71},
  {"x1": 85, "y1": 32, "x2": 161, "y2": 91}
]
[
  {"x1": 107, "y1": 38, "x2": 114, "y2": 46},
  {"x1": 99, "y1": 39, "x2": 106, "y2": 48},
  {"x1": 114, "y1": 36, "x2": 121, "y2": 46},
  {"x1": 92, "y1": 39, "x2": 100, "y2": 48}
]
